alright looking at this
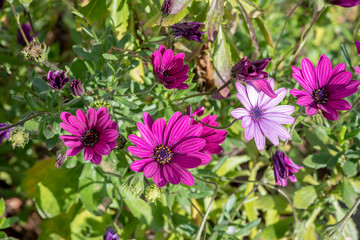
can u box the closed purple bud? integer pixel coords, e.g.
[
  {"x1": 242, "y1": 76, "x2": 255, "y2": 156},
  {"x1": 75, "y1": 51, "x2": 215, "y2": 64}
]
[
  {"x1": 47, "y1": 70, "x2": 70, "y2": 90},
  {"x1": 356, "y1": 41, "x2": 360, "y2": 54},
  {"x1": 0, "y1": 123, "x2": 12, "y2": 145},
  {"x1": 55, "y1": 153, "x2": 66, "y2": 168},
  {"x1": 69, "y1": 79, "x2": 84, "y2": 96},
  {"x1": 17, "y1": 23, "x2": 34, "y2": 46},
  {"x1": 328, "y1": 0, "x2": 360, "y2": 7},
  {"x1": 161, "y1": 0, "x2": 171, "y2": 15},
  {"x1": 103, "y1": 227, "x2": 119, "y2": 240},
  {"x1": 272, "y1": 151, "x2": 302, "y2": 187},
  {"x1": 170, "y1": 22, "x2": 205, "y2": 43},
  {"x1": 193, "y1": 106, "x2": 205, "y2": 117}
]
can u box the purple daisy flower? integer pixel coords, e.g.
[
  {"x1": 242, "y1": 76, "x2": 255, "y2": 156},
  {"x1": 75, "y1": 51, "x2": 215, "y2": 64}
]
[
  {"x1": 231, "y1": 57, "x2": 277, "y2": 98},
  {"x1": 356, "y1": 41, "x2": 360, "y2": 54},
  {"x1": 129, "y1": 112, "x2": 208, "y2": 187},
  {"x1": 187, "y1": 106, "x2": 227, "y2": 163},
  {"x1": 69, "y1": 79, "x2": 84, "y2": 96},
  {"x1": 170, "y1": 22, "x2": 205, "y2": 43},
  {"x1": 151, "y1": 45, "x2": 189, "y2": 90},
  {"x1": 231, "y1": 79, "x2": 294, "y2": 151},
  {"x1": 272, "y1": 150, "x2": 302, "y2": 187},
  {"x1": 0, "y1": 123, "x2": 12, "y2": 145},
  {"x1": 289, "y1": 55, "x2": 360, "y2": 121},
  {"x1": 17, "y1": 23, "x2": 34, "y2": 46},
  {"x1": 59, "y1": 107, "x2": 119, "y2": 165},
  {"x1": 328, "y1": 0, "x2": 360, "y2": 7},
  {"x1": 103, "y1": 227, "x2": 119, "y2": 240},
  {"x1": 47, "y1": 70, "x2": 70, "y2": 90}
]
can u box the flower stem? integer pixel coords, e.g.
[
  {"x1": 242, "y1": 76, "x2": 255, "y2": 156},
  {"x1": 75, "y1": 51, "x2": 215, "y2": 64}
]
[
  {"x1": 331, "y1": 97, "x2": 360, "y2": 131},
  {"x1": 193, "y1": 177, "x2": 218, "y2": 240},
  {"x1": 115, "y1": 82, "x2": 157, "y2": 97},
  {"x1": 230, "y1": 184, "x2": 260, "y2": 222},
  {"x1": 10, "y1": 3, "x2": 29, "y2": 46},
  {"x1": 79, "y1": 96, "x2": 89, "y2": 109},
  {"x1": 0, "y1": 111, "x2": 46, "y2": 132},
  {"x1": 197, "y1": 119, "x2": 238, "y2": 130},
  {"x1": 26, "y1": 9, "x2": 38, "y2": 41},
  {"x1": 283, "y1": 106, "x2": 302, "y2": 148}
]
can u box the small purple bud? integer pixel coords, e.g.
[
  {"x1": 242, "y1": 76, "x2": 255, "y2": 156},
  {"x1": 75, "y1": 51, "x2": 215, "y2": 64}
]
[
  {"x1": 170, "y1": 22, "x2": 205, "y2": 43},
  {"x1": 328, "y1": 0, "x2": 360, "y2": 7},
  {"x1": 55, "y1": 153, "x2": 66, "y2": 168},
  {"x1": 356, "y1": 41, "x2": 360, "y2": 54},
  {"x1": 272, "y1": 151, "x2": 302, "y2": 187},
  {"x1": 193, "y1": 106, "x2": 205, "y2": 117},
  {"x1": 69, "y1": 79, "x2": 84, "y2": 96},
  {"x1": 47, "y1": 70, "x2": 70, "y2": 90},
  {"x1": 0, "y1": 123, "x2": 12, "y2": 145},
  {"x1": 161, "y1": 0, "x2": 171, "y2": 15},
  {"x1": 103, "y1": 227, "x2": 119, "y2": 240},
  {"x1": 17, "y1": 23, "x2": 34, "y2": 46}
]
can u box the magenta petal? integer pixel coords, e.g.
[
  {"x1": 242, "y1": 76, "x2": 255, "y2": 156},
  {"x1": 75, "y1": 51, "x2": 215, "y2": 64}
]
[
  {"x1": 329, "y1": 71, "x2": 352, "y2": 86},
  {"x1": 91, "y1": 153, "x2": 102, "y2": 165},
  {"x1": 95, "y1": 113, "x2": 111, "y2": 132},
  {"x1": 301, "y1": 58, "x2": 317, "y2": 90},
  {"x1": 355, "y1": 66, "x2": 360, "y2": 76},
  {"x1": 176, "y1": 83, "x2": 189, "y2": 89},
  {"x1": 316, "y1": 55, "x2": 331, "y2": 88},
  {"x1": 292, "y1": 73, "x2": 313, "y2": 93},
  {"x1": 326, "y1": 99, "x2": 351, "y2": 110},
  {"x1": 164, "y1": 112, "x2": 183, "y2": 145},
  {"x1": 259, "y1": 120, "x2": 279, "y2": 146},
  {"x1": 86, "y1": 108, "x2": 97, "y2": 129},
  {"x1": 167, "y1": 115, "x2": 190, "y2": 147},
  {"x1": 187, "y1": 152, "x2": 211, "y2": 165},
  {"x1": 84, "y1": 147, "x2": 93, "y2": 161},
  {"x1": 205, "y1": 132, "x2": 227, "y2": 144},
  {"x1": 108, "y1": 141, "x2": 117, "y2": 149},
  {"x1": 251, "y1": 79, "x2": 277, "y2": 98},
  {"x1": 172, "y1": 163, "x2": 194, "y2": 186},
  {"x1": 305, "y1": 104, "x2": 319, "y2": 115},
  {"x1": 161, "y1": 49, "x2": 174, "y2": 70},
  {"x1": 172, "y1": 138, "x2": 206, "y2": 153},
  {"x1": 66, "y1": 146, "x2": 83, "y2": 156},
  {"x1": 128, "y1": 135, "x2": 153, "y2": 151},
  {"x1": 60, "y1": 135, "x2": 79, "y2": 141},
  {"x1": 143, "y1": 112, "x2": 154, "y2": 129},
  {"x1": 128, "y1": 146, "x2": 153, "y2": 158},
  {"x1": 289, "y1": 89, "x2": 310, "y2": 98},
  {"x1": 163, "y1": 164, "x2": 181, "y2": 185},
  {"x1": 68, "y1": 116, "x2": 86, "y2": 132},
  {"x1": 152, "y1": 118, "x2": 166, "y2": 145},
  {"x1": 108, "y1": 121, "x2": 117, "y2": 130},
  {"x1": 76, "y1": 109, "x2": 87, "y2": 126},
  {"x1": 253, "y1": 122, "x2": 265, "y2": 151},
  {"x1": 330, "y1": 63, "x2": 346, "y2": 76},
  {"x1": 93, "y1": 142, "x2": 111, "y2": 156},
  {"x1": 64, "y1": 140, "x2": 83, "y2": 148},
  {"x1": 60, "y1": 123, "x2": 82, "y2": 137},
  {"x1": 318, "y1": 104, "x2": 339, "y2": 121},
  {"x1": 130, "y1": 158, "x2": 154, "y2": 172},
  {"x1": 144, "y1": 161, "x2": 160, "y2": 178},
  {"x1": 137, "y1": 122, "x2": 156, "y2": 148},
  {"x1": 172, "y1": 155, "x2": 202, "y2": 168},
  {"x1": 98, "y1": 129, "x2": 119, "y2": 142},
  {"x1": 235, "y1": 82, "x2": 252, "y2": 110},
  {"x1": 154, "y1": 167, "x2": 167, "y2": 187},
  {"x1": 60, "y1": 112, "x2": 72, "y2": 124},
  {"x1": 202, "y1": 143, "x2": 223, "y2": 154},
  {"x1": 296, "y1": 95, "x2": 314, "y2": 106},
  {"x1": 184, "y1": 124, "x2": 203, "y2": 138},
  {"x1": 244, "y1": 120, "x2": 255, "y2": 141}
]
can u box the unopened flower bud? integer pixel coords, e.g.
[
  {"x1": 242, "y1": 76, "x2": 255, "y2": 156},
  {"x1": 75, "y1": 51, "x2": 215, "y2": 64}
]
[
  {"x1": 122, "y1": 172, "x2": 145, "y2": 197},
  {"x1": 89, "y1": 100, "x2": 112, "y2": 111},
  {"x1": 116, "y1": 134, "x2": 127, "y2": 150},
  {"x1": 22, "y1": 41, "x2": 46, "y2": 62},
  {"x1": 55, "y1": 153, "x2": 66, "y2": 168},
  {"x1": 69, "y1": 79, "x2": 84, "y2": 96},
  {"x1": 144, "y1": 184, "x2": 164, "y2": 204},
  {"x1": 103, "y1": 227, "x2": 119, "y2": 240},
  {"x1": 9, "y1": 127, "x2": 29, "y2": 149},
  {"x1": 19, "y1": 0, "x2": 32, "y2": 8}
]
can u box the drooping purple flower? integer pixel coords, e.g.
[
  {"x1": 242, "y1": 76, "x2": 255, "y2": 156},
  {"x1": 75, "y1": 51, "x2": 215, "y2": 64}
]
[
  {"x1": 161, "y1": 0, "x2": 171, "y2": 15},
  {"x1": 328, "y1": 0, "x2": 360, "y2": 7},
  {"x1": 47, "y1": 70, "x2": 70, "y2": 90},
  {"x1": 289, "y1": 55, "x2": 360, "y2": 121},
  {"x1": 151, "y1": 45, "x2": 189, "y2": 90},
  {"x1": 69, "y1": 79, "x2": 84, "y2": 96},
  {"x1": 59, "y1": 107, "x2": 119, "y2": 165},
  {"x1": 170, "y1": 22, "x2": 205, "y2": 43},
  {"x1": 187, "y1": 106, "x2": 227, "y2": 162},
  {"x1": 17, "y1": 23, "x2": 34, "y2": 46},
  {"x1": 272, "y1": 151, "x2": 302, "y2": 187},
  {"x1": 103, "y1": 227, "x2": 119, "y2": 240},
  {"x1": 129, "y1": 112, "x2": 208, "y2": 187},
  {"x1": 231, "y1": 57, "x2": 277, "y2": 98},
  {"x1": 231, "y1": 79, "x2": 294, "y2": 151},
  {"x1": 356, "y1": 41, "x2": 360, "y2": 54},
  {"x1": 0, "y1": 123, "x2": 12, "y2": 145}
]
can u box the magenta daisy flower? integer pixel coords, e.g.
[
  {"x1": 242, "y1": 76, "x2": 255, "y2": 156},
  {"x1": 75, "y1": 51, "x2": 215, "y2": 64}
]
[
  {"x1": 129, "y1": 112, "x2": 207, "y2": 187},
  {"x1": 231, "y1": 79, "x2": 294, "y2": 151},
  {"x1": 151, "y1": 45, "x2": 189, "y2": 90},
  {"x1": 187, "y1": 106, "x2": 227, "y2": 164},
  {"x1": 272, "y1": 150, "x2": 302, "y2": 187},
  {"x1": 59, "y1": 107, "x2": 118, "y2": 165},
  {"x1": 289, "y1": 55, "x2": 360, "y2": 121}
]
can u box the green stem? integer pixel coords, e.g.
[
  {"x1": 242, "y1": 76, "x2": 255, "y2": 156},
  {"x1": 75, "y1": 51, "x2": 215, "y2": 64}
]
[
  {"x1": 338, "y1": 198, "x2": 360, "y2": 230},
  {"x1": 283, "y1": 106, "x2": 302, "y2": 148},
  {"x1": 10, "y1": 3, "x2": 29, "y2": 46},
  {"x1": 79, "y1": 96, "x2": 89, "y2": 109},
  {"x1": 197, "y1": 119, "x2": 238, "y2": 130},
  {"x1": 351, "y1": 17, "x2": 360, "y2": 63},
  {"x1": 26, "y1": 9, "x2": 38, "y2": 41},
  {"x1": 331, "y1": 96, "x2": 360, "y2": 131},
  {"x1": 115, "y1": 82, "x2": 157, "y2": 97},
  {"x1": 0, "y1": 112, "x2": 46, "y2": 132},
  {"x1": 194, "y1": 177, "x2": 218, "y2": 240},
  {"x1": 230, "y1": 184, "x2": 260, "y2": 222}
]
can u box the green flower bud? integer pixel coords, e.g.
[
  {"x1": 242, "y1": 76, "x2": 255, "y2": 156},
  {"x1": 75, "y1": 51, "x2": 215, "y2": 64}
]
[
  {"x1": 323, "y1": 224, "x2": 343, "y2": 240},
  {"x1": 144, "y1": 184, "x2": 164, "y2": 204},
  {"x1": 19, "y1": 0, "x2": 33, "y2": 8},
  {"x1": 22, "y1": 41, "x2": 47, "y2": 62},
  {"x1": 120, "y1": 59, "x2": 131, "y2": 69},
  {"x1": 116, "y1": 134, "x2": 127, "y2": 150},
  {"x1": 122, "y1": 172, "x2": 145, "y2": 197},
  {"x1": 89, "y1": 100, "x2": 112, "y2": 112},
  {"x1": 9, "y1": 127, "x2": 29, "y2": 149}
]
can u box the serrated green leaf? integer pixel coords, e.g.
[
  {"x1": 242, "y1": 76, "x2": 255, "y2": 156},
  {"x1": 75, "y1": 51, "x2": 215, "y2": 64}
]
[{"x1": 293, "y1": 186, "x2": 317, "y2": 209}]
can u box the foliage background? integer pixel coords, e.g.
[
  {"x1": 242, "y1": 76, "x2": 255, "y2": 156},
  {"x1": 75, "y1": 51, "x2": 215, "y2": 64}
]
[{"x1": 0, "y1": 0, "x2": 360, "y2": 239}]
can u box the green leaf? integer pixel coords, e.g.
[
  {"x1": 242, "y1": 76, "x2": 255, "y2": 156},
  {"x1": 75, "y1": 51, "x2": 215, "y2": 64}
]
[
  {"x1": 255, "y1": 18, "x2": 273, "y2": 47},
  {"x1": 79, "y1": 0, "x2": 108, "y2": 24},
  {"x1": 162, "y1": 6, "x2": 189, "y2": 26},
  {"x1": 79, "y1": 164, "x2": 112, "y2": 216},
  {"x1": 342, "y1": 177, "x2": 357, "y2": 209},
  {"x1": 237, "y1": 0, "x2": 264, "y2": 18},
  {"x1": 293, "y1": 186, "x2": 317, "y2": 209},
  {"x1": 35, "y1": 165, "x2": 83, "y2": 218},
  {"x1": 303, "y1": 153, "x2": 331, "y2": 169},
  {"x1": 343, "y1": 160, "x2": 357, "y2": 177},
  {"x1": 108, "y1": 0, "x2": 129, "y2": 40},
  {"x1": 70, "y1": 59, "x2": 87, "y2": 82},
  {"x1": 344, "y1": 129, "x2": 360, "y2": 140},
  {"x1": 0, "y1": 199, "x2": 4, "y2": 216},
  {"x1": 206, "y1": 0, "x2": 224, "y2": 42},
  {"x1": 224, "y1": 194, "x2": 236, "y2": 213},
  {"x1": 0, "y1": 217, "x2": 19, "y2": 230},
  {"x1": 341, "y1": 44, "x2": 352, "y2": 68},
  {"x1": 102, "y1": 53, "x2": 119, "y2": 60},
  {"x1": 332, "y1": 199, "x2": 358, "y2": 240},
  {"x1": 216, "y1": 156, "x2": 250, "y2": 176}
]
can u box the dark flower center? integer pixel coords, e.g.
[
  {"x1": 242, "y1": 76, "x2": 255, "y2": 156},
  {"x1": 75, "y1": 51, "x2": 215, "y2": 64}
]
[
  {"x1": 154, "y1": 145, "x2": 172, "y2": 165},
  {"x1": 313, "y1": 88, "x2": 328, "y2": 104},
  {"x1": 251, "y1": 107, "x2": 263, "y2": 121},
  {"x1": 81, "y1": 129, "x2": 98, "y2": 147}
]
